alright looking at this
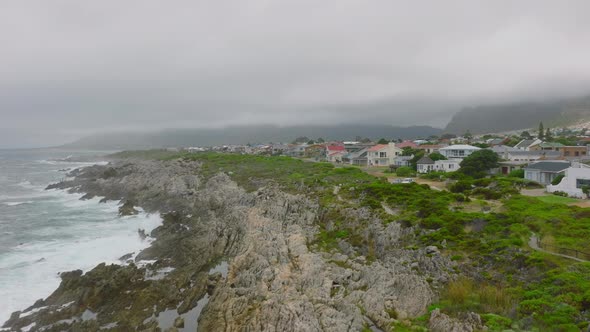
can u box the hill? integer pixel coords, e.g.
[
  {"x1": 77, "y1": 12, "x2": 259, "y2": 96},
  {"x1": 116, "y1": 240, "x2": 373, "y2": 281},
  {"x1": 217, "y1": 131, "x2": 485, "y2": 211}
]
[
  {"x1": 62, "y1": 124, "x2": 442, "y2": 149},
  {"x1": 445, "y1": 95, "x2": 590, "y2": 134}
]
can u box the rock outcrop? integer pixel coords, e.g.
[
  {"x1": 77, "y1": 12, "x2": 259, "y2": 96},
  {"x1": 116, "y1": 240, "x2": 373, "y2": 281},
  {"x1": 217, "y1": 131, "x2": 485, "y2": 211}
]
[{"x1": 5, "y1": 159, "x2": 462, "y2": 331}]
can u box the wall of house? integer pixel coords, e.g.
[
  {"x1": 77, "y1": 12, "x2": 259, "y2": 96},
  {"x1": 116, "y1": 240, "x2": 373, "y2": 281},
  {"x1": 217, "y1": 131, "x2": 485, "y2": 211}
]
[
  {"x1": 547, "y1": 167, "x2": 590, "y2": 198},
  {"x1": 433, "y1": 160, "x2": 460, "y2": 172}
]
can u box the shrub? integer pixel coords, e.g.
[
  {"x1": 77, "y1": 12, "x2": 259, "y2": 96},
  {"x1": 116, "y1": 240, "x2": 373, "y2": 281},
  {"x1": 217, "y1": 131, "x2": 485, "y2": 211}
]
[
  {"x1": 551, "y1": 174, "x2": 565, "y2": 185},
  {"x1": 508, "y1": 169, "x2": 525, "y2": 178},
  {"x1": 450, "y1": 180, "x2": 472, "y2": 193},
  {"x1": 552, "y1": 191, "x2": 569, "y2": 197},
  {"x1": 396, "y1": 166, "x2": 415, "y2": 177}
]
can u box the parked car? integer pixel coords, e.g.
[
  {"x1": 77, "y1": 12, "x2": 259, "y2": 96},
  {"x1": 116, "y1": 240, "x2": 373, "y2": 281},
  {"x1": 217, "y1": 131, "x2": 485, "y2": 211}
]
[{"x1": 401, "y1": 178, "x2": 414, "y2": 184}]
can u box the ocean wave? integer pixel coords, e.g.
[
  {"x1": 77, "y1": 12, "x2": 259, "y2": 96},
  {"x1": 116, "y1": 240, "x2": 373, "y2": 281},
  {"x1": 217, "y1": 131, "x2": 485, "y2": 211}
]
[
  {"x1": 2, "y1": 201, "x2": 34, "y2": 207},
  {"x1": 0, "y1": 210, "x2": 162, "y2": 323}
]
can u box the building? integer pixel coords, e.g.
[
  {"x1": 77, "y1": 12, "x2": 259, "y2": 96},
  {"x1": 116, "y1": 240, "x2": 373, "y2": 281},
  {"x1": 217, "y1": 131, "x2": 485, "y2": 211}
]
[
  {"x1": 417, "y1": 144, "x2": 445, "y2": 154},
  {"x1": 326, "y1": 144, "x2": 346, "y2": 160},
  {"x1": 560, "y1": 146, "x2": 588, "y2": 158},
  {"x1": 397, "y1": 140, "x2": 418, "y2": 149},
  {"x1": 392, "y1": 155, "x2": 413, "y2": 168},
  {"x1": 416, "y1": 156, "x2": 435, "y2": 173},
  {"x1": 529, "y1": 142, "x2": 565, "y2": 152},
  {"x1": 524, "y1": 161, "x2": 571, "y2": 185},
  {"x1": 497, "y1": 150, "x2": 561, "y2": 162},
  {"x1": 345, "y1": 147, "x2": 369, "y2": 166},
  {"x1": 433, "y1": 159, "x2": 461, "y2": 172},
  {"x1": 438, "y1": 145, "x2": 481, "y2": 159},
  {"x1": 367, "y1": 143, "x2": 402, "y2": 166},
  {"x1": 547, "y1": 163, "x2": 590, "y2": 198},
  {"x1": 514, "y1": 139, "x2": 543, "y2": 151},
  {"x1": 327, "y1": 151, "x2": 346, "y2": 163}
]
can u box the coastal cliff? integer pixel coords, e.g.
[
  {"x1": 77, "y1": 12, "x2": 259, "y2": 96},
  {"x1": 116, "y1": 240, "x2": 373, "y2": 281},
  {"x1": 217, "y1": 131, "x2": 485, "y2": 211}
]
[{"x1": 3, "y1": 156, "x2": 479, "y2": 332}]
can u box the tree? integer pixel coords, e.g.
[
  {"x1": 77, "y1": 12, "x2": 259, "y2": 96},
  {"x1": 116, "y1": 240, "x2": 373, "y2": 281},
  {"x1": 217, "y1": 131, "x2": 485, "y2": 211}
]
[
  {"x1": 582, "y1": 185, "x2": 590, "y2": 199},
  {"x1": 360, "y1": 137, "x2": 372, "y2": 143},
  {"x1": 441, "y1": 133, "x2": 457, "y2": 140},
  {"x1": 538, "y1": 122, "x2": 545, "y2": 140},
  {"x1": 429, "y1": 152, "x2": 447, "y2": 161},
  {"x1": 396, "y1": 166, "x2": 415, "y2": 177},
  {"x1": 292, "y1": 136, "x2": 310, "y2": 144},
  {"x1": 545, "y1": 128, "x2": 552, "y2": 141},
  {"x1": 307, "y1": 140, "x2": 315, "y2": 145},
  {"x1": 377, "y1": 138, "x2": 389, "y2": 144},
  {"x1": 520, "y1": 131, "x2": 532, "y2": 139},
  {"x1": 459, "y1": 149, "x2": 499, "y2": 178},
  {"x1": 316, "y1": 137, "x2": 325, "y2": 143},
  {"x1": 472, "y1": 143, "x2": 490, "y2": 149},
  {"x1": 464, "y1": 130, "x2": 473, "y2": 141}
]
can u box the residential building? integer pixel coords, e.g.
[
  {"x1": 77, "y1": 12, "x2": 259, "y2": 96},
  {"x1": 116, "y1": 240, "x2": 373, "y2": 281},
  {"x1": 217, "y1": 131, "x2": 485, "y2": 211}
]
[
  {"x1": 514, "y1": 139, "x2": 542, "y2": 151},
  {"x1": 524, "y1": 161, "x2": 571, "y2": 185},
  {"x1": 547, "y1": 163, "x2": 590, "y2": 198},
  {"x1": 392, "y1": 155, "x2": 413, "y2": 167},
  {"x1": 397, "y1": 140, "x2": 418, "y2": 149},
  {"x1": 433, "y1": 159, "x2": 461, "y2": 172},
  {"x1": 416, "y1": 156, "x2": 435, "y2": 173},
  {"x1": 497, "y1": 150, "x2": 561, "y2": 162},
  {"x1": 345, "y1": 148, "x2": 369, "y2": 166},
  {"x1": 327, "y1": 151, "x2": 345, "y2": 163},
  {"x1": 438, "y1": 145, "x2": 481, "y2": 159},
  {"x1": 497, "y1": 161, "x2": 528, "y2": 175},
  {"x1": 326, "y1": 144, "x2": 346, "y2": 159},
  {"x1": 560, "y1": 146, "x2": 588, "y2": 158},
  {"x1": 529, "y1": 142, "x2": 565, "y2": 152},
  {"x1": 367, "y1": 143, "x2": 402, "y2": 166},
  {"x1": 416, "y1": 144, "x2": 445, "y2": 154}
]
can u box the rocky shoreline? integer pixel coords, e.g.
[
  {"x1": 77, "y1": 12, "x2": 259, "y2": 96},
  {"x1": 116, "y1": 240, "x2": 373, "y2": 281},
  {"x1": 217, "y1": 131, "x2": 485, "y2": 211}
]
[{"x1": 3, "y1": 158, "x2": 484, "y2": 331}]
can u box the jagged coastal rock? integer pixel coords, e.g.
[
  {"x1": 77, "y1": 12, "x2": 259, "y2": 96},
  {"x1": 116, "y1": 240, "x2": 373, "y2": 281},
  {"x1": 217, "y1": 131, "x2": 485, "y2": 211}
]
[{"x1": 4, "y1": 158, "x2": 470, "y2": 331}]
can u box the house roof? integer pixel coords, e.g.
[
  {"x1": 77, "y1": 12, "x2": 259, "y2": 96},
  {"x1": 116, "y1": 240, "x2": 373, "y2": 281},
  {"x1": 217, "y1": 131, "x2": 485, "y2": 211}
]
[
  {"x1": 329, "y1": 151, "x2": 345, "y2": 156},
  {"x1": 397, "y1": 141, "x2": 418, "y2": 148},
  {"x1": 491, "y1": 145, "x2": 519, "y2": 153},
  {"x1": 525, "y1": 161, "x2": 571, "y2": 173},
  {"x1": 367, "y1": 144, "x2": 388, "y2": 152},
  {"x1": 439, "y1": 144, "x2": 481, "y2": 151},
  {"x1": 326, "y1": 145, "x2": 345, "y2": 152},
  {"x1": 537, "y1": 142, "x2": 565, "y2": 148},
  {"x1": 514, "y1": 139, "x2": 535, "y2": 149},
  {"x1": 508, "y1": 150, "x2": 561, "y2": 157},
  {"x1": 417, "y1": 156, "x2": 435, "y2": 164},
  {"x1": 417, "y1": 144, "x2": 443, "y2": 149}
]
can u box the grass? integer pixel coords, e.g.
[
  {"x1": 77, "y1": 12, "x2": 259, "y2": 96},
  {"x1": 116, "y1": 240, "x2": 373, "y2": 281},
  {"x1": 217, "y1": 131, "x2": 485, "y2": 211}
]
[{"x1": 536, "y1": 195, "x2": 580, "y2": 205}]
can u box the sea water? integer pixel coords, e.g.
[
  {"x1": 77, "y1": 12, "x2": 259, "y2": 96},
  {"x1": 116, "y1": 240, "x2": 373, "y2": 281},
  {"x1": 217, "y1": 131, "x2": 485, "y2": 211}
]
[{"x1": 0, "y1": 149, "x2": 162, "y2": 324}]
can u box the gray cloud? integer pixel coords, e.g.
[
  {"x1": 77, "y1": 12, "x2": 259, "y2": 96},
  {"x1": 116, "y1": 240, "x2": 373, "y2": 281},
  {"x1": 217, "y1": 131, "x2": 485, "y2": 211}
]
[{"x1": 1, "y1": 0, "x2": 590, "y2": 147}]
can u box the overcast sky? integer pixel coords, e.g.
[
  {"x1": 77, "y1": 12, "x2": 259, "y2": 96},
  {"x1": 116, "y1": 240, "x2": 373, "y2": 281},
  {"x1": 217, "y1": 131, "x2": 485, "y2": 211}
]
[{"x1": 2, "y1": 0, "x2": 590, "y2": 148}]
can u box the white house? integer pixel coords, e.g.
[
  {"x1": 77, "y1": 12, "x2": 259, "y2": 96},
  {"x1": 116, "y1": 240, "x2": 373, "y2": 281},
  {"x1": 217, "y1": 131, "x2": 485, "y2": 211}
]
[
  {"x1": 514, "y1": 139, "x2": 543, "y2": 151},
  {"x1": 433, "y1": 159, "x2": 461, "y2": 172},
  {"x1": 367, "y1": 143, "x2": 402, "y2": 166},
  {"x1": 417, "y1": 156, "x2": 435, "y2": 173},
  {"x1": 439, "y1": 145, "x2": 481, "y2": 159},
  {"x1": 524, "y1": 161, "x2": 571, "y2": 185},
  {"x1": 546, "y1": 163, "x2": 590, "y2": 198}
]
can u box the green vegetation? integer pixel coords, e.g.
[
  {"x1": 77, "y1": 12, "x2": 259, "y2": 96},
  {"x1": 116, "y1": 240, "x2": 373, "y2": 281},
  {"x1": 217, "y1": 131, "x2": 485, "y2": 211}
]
[
  {"x1": 459, "y1": 149, "x2": 500, "y2": 178},
  {"x1": 507, "y1": 169, "x2": 524, "y2": 178},
  {"x1": 536, "y1": 195, "x2": 578, "y2": 205},
  {"x1": 552, "y1": 174, "x2": 565, "y2": 185},
  {"x1": 395, "y1": 166, "x2": 416, "y2": 177},
  {"x1": 110, "y1": 150, "x2": 590, "y2": 329}
]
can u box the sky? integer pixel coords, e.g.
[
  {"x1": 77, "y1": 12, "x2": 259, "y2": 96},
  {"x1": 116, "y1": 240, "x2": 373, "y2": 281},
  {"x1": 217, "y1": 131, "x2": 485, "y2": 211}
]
[{"x1": 1, "y1": 0, "x2": 590, "y2": 148}]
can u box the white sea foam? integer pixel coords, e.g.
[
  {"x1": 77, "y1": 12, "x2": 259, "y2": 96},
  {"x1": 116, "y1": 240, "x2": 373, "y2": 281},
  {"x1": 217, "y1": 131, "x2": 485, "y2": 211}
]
[
  {"x1": 0, "y1": 197, "x2": 162, "y2": 324},
  {"x1": 2, "y1": 201, "x2": 34, "y2": 206}
]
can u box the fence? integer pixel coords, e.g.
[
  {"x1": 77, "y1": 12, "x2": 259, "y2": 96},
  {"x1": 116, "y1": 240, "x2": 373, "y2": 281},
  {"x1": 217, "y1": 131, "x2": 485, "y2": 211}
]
[{"x1": 536, "y1": 237, "x2": 590, "y2": 261}]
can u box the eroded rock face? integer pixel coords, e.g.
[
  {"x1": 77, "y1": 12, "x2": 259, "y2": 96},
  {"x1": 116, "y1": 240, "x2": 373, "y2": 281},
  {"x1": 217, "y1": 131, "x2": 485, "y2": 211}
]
[
  {"x1": 6, "y1": 159, "x2": 458, "y2": 331},
  {"x1": 429, "y1": 309, "x2": 487, "y2": 332}
]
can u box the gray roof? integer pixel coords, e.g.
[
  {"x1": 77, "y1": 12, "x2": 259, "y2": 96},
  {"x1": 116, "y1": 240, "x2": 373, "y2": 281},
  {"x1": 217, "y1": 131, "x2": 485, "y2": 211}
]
[
  {"x1": 525, "y1": 161, "x2": 571, "y2": 173},
  {"x1": 509, "y1": 150, "x2": 561, "y2": 157},
  {"x1": 417, "y1": 156, "x2": 435, "y2": 164},
  {"x1": 514, "y1": 139, "x2": 534, "y2": 149}
]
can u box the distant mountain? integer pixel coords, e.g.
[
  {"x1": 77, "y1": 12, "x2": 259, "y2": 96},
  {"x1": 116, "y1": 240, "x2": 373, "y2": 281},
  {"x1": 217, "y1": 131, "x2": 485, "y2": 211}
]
[
  {"x1": 62, "y1": 124, "x2": 443, "y2": 150},
  {"x1": 445, "y1": 96, "x2": 590, "y2": 134}
]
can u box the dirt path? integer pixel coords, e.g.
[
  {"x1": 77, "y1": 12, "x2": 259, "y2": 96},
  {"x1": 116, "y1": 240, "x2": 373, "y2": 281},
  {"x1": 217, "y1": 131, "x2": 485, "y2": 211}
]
[{"x1": 528, "y1": 234, "x2": 588, "y2": 263}]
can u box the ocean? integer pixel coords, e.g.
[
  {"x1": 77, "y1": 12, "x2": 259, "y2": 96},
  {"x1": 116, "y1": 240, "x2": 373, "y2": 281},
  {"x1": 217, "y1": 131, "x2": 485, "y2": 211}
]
[{"x1": 0, "y1": 149, "x2": 162, "y2": 324}]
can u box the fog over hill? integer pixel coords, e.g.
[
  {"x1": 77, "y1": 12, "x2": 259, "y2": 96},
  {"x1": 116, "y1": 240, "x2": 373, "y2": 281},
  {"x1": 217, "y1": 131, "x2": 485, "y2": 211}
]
[{"x1": 445, "y1": 95, "x2": 590, "y2": 134}]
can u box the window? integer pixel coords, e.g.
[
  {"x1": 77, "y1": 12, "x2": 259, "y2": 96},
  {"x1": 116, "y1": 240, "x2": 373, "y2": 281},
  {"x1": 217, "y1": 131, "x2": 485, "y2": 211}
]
[
  {"x1": 576, "y1": 179, "x2": 590, "y2": 189},
  {"x1": 379, "y1": 152, "x2": 387, "y2": 158}
]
